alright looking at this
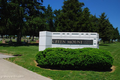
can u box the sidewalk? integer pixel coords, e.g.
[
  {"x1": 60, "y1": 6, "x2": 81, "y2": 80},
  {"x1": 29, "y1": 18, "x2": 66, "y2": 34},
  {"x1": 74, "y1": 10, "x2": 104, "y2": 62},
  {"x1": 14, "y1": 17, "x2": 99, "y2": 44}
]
[{"x1": 0, "y1": 54, "x2": 52, "y2": 80}]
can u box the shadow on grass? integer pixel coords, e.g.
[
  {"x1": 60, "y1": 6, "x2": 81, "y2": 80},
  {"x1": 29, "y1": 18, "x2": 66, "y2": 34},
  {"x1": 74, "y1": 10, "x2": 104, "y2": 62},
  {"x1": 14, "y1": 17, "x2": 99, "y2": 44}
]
[
  {"x1": 13, "y1": 54, "x2": 22, "y2": 56},
  {"x1": 99, "y1": 44, "x2": 109, "y2": 46},
  {"x1": 37, "y1": 64, "x2": 112, "y2": 72},
  {"x1": 0, "y1": 42, "x2": 38, "y2": 47},
  {"x1": 99, "y1": 42, "x2": 118, "y2": 46}
]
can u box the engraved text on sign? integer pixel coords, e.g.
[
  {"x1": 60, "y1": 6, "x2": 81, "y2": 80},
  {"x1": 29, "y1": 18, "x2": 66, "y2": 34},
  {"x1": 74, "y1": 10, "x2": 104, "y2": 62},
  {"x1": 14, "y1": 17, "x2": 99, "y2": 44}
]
[{"x1": 52, "y1": 39, "x2": 93, "y2": 45}]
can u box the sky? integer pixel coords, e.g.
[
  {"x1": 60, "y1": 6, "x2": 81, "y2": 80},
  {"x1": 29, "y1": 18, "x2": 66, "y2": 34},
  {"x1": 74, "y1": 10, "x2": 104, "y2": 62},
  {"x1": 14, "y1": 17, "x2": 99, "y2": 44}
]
[{"x1": 42, "y1": 0, "x2": 120, "y2": 32}]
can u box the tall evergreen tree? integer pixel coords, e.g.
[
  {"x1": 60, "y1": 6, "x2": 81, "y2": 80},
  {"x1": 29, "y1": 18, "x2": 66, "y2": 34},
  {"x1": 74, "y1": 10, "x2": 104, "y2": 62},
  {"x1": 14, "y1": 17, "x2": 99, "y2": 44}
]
[
  {"x1": 0, "y1": 0, "x2": 12, "y2": 37},
  {"x1": 24, "y1": 0, "x2": 45, "y2": 40},
  {"x1": 56, "y1": 0, "x2": 84, "y2": 32},
  {"x1": 98, "y1": 13, "x2": 114, "y2": 43},
  {"x1": 53, "y1": 9, "x2": 61, "y2": 31},
  {"x1": 112, "y1": 27, "x2": 119, "y2": 41},
  {"x1": 89, "y1": 15, "x2": 99, "y2": 32},
  {"x1": 81, "y1": 7, "x2": 91, "y2": 32},
  {"x1": 118, "y1": 34, "x2": 120, "y2": 42},
  {"x1": 45, "y1": 4, "x2": 54, "y2": 31}
]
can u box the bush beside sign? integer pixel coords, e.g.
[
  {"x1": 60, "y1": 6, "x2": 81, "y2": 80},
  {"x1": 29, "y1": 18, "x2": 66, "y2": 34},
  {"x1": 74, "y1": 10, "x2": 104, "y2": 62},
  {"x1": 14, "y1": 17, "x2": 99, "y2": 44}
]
[{"x1": 36, "y1": 48, "x2": 113, "y2": 70}]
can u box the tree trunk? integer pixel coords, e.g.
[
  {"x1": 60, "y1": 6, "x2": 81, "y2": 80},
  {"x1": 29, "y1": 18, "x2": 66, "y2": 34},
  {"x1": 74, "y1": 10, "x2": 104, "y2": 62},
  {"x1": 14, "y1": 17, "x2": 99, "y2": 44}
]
[
  {"x1": 10, "y1": 37, "x2": 11, "y2": 40},
  {"x1": 32, "y1": 29, "x2": 35, "y2": 41},
  {"x1": 109, "y1": 40, "x2": 110, "y2": 43},
  {"x1": 13, "y1": 35, "x2": 15, "y2": 39},
  {"x1": 103, "y1": 40, "x2": 105, "y2": 44},
  {"x1": 17, "y1": 30, "x2": 21, "y2": 44},
  {"x1": 29, "y1": 35, "x2": 31, "y2": 39},
  {"x1": 112, "y1": 39, "x2": 113, "y2": 43},
  {"x1": 32, "y1": 35, "x2": 34, "y2": 41},
  {"x1": 1, "y1": 35, "x2": 3, "y2": 38},
  {"x1": 6, "y1": 35, "x2": 7, "y2": 38}
]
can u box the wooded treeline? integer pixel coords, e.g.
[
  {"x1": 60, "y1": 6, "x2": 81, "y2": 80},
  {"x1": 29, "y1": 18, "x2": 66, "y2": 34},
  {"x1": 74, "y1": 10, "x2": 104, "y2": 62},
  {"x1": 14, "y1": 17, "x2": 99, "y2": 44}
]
[{"x1": 0, "y1": 0, "x2": 119, "y2": 43}]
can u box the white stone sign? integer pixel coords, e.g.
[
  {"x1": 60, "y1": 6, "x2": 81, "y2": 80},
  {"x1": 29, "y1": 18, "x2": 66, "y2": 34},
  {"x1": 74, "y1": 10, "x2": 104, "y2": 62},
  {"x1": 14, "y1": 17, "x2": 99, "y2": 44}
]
[{"x1": 39, "y1": 31, "x2": 99, "y2": 51}]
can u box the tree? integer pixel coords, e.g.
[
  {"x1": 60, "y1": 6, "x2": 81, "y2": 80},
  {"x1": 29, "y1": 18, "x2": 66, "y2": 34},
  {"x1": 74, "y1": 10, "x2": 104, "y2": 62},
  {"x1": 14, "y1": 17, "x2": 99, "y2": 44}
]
[
  {"x1": 81, "y1": 7, "x2": 91, "y2": 32},
  {"x1": 0, "y1": 0, "x2": 44, "y2": 43},
  {"x1": 118, "y1": 34, "x2": 120, "y2": 42},
  {"x1": 89, "y1": 15, "x2": 99, "y2": 32},
  {"x1": 25, "y1": 16, "x2": 47, "y2": 40},
  {"x1": 45, "y1": 4, "x2": 54, "y2": 31},
  {"x1": 53, "y1": 9, "x2": 61, "y2": 31},
  {"x1": 56, "y1": 0, "x2": 84, "y2": 32},
  {"x1": 25, "y1": 0, "x2": 45, "y2": 40},
  {"x1": 112, "y1": 27, "x2": 119, "y2": 41},
  {"x1": 98, "y1": 13, "x2": 114, "y2": 43},
  {"x1": 0, "y1": 0, "x2": 12, "y2": 37}
]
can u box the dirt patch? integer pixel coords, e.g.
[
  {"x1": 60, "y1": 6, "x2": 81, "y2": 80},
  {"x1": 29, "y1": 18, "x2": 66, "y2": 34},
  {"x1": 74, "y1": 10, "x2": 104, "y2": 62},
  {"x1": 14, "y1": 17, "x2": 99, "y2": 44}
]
[
  {"x1": 34, "y1": 60, "x2": 61, "y2": 71},
  {"x1": 34, "y1": 60, "x2": 38, "y2": 67},
  {"x1": 110, "y1": 66, "x2": 116, "y2": 73},
  {"x1": 34, "y1": 61, "x2": 116, "y2": 72},
  {"x1": 1, "y1": 50, "x2": 7, "y2": 51}
]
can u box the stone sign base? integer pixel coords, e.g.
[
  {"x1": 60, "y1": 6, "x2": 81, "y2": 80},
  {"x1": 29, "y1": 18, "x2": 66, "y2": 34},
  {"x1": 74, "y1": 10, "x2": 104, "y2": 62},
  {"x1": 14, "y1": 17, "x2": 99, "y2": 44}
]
[{"x1": 39, "y1": 31, "x2": 99, "y2": 51}]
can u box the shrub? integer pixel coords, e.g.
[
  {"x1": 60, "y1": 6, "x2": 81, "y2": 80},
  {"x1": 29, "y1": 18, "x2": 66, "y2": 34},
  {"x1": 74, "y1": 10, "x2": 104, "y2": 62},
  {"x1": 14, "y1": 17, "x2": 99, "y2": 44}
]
[{"x1": 35, "y1": 48, "x2": 114, "y2": 70}]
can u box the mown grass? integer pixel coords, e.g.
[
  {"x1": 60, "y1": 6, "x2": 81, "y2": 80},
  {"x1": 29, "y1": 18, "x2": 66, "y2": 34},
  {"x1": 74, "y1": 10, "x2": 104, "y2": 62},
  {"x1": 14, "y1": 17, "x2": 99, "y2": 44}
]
[{"x1": 0, "y1": 42, "x2": 120, "y2": 80}]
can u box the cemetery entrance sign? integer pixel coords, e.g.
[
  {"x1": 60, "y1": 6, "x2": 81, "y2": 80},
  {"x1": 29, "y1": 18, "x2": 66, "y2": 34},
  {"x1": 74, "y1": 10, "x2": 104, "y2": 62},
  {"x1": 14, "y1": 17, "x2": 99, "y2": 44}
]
[{"x1": 39, "y1": 31, "x2": 99, "y2": 51}]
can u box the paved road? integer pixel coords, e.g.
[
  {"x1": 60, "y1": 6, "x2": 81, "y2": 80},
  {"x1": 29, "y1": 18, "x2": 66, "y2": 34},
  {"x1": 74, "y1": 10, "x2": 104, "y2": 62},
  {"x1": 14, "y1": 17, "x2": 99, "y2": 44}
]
[{"x1": 0, "y1": 54, "x2": 52, "y2": 80}]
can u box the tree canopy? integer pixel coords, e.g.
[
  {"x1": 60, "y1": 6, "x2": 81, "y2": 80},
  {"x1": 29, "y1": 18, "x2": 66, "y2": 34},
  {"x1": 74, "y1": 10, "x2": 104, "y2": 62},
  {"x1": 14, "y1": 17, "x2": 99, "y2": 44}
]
[{"x1": 0, "y1": 0, "x2": 119, "y2": 43}]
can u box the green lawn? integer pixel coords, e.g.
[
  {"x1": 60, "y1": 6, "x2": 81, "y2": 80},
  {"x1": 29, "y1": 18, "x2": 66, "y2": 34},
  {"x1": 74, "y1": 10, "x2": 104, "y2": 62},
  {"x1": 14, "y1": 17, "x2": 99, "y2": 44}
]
[{"x1": 0, "y1": 42, "x2": 120, "y2": 80}]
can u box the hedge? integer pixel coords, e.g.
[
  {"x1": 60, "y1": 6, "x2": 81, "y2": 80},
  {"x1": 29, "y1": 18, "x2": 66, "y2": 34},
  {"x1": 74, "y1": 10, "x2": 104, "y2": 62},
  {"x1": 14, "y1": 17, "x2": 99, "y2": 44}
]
[{"x1": 35, "y1": 48, "x2": 114, "y2": 70}]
